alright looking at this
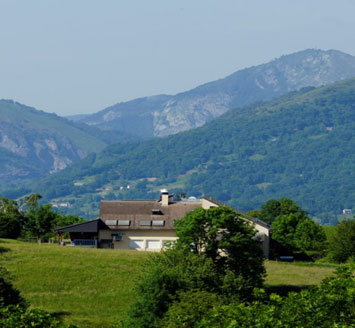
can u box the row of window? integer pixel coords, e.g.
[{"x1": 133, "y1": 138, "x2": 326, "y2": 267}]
[
  {"x1": 105, "y1": 220, "x2": 165, "y2": 227},
  {"x1": 129, "y1": 239, "x2": 172, "y2": 249}
]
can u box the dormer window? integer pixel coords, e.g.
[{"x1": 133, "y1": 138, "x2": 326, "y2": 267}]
[{"x1": 152, "y1": 209, "x2": 162, "y2": 215}]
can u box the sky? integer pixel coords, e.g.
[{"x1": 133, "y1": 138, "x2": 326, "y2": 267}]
[{"x1": 0, "y1": 0, "x2": 355, "y2": 116}]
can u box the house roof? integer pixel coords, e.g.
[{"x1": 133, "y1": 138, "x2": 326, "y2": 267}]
[
  {"x1": 202, "y1": 195, "x2": 271, "y2": 230},
  {"x1": 56, "y1": 218, "x2": 109, "y2": 233},
  {"x1": 100, "y1": 200, "x2": 201, "y2": 230}
]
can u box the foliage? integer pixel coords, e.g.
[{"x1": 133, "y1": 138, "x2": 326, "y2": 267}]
[
  {"x1": 0, "y1": 305, "x2": 76, "y2": 328},
  {"x1": 175, "y1": 206, "x2": 265, "y2": 288},
  {"x1": 121, "y1": 207, "x2": 266, "y2": 327},
  {"x1": 120, "y1": 249, "x2": 221, "y2": 328},
  {"x1": 0, "y1": 198, "x2": 25, "y2": 239},
  {"x1": 160, "y1": 290, "x2": 223, "y2": 328},
  {"x1": 272, "y1": 213, "x2": 326, "y2": 259},
  {"x1": 161, "y1": 266, "x2": 355, "y2": 328},
  {"x1": 0, "y1": 195, "x2": 84, "y2": 240},
  {"x1": 329, "y1": 219, "x2": 355, "y2": 263},
  {"x1": 257, "y1": 197, "x2": 328, "y2": 259},
  {"x1": 259, "y1": 197, "x2": 306, "y2": 224}
]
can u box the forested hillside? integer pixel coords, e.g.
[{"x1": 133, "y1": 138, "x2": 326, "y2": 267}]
[
  {"x1": 80, "y1": 49, "x2": 355, "y2": 138},
  {"x1": 0, "y1": 100, "x2": 136, "y2": 189},
  {"x1": 9, "y1": 78, "x2": 355, "y2": 223}
]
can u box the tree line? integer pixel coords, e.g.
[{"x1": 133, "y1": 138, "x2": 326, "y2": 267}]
[{"x1": 0, "y1": 194, "x2": 83, "y2": 241}]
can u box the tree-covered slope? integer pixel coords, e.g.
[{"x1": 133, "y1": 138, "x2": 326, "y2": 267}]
[
  {"x1": 18, "y1": 79, "x2": 355, "y2": 223},
  {"x1": 0, "y1": 100, "x2": 136, "y2": 189},
  {"x1": 81, "y1": 49, "x2": 355, "y2": 138}
]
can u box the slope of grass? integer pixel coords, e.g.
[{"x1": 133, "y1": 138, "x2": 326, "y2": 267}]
[
  {"x1": 0, "y1": 240, "x2": 337, "y2": 327},
  {"x1": 0, "y1": 239, "x2": 147, "y2": 327}
]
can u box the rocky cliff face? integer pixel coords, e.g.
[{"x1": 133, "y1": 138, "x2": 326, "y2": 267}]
[
  {"x1": 0, "y1": 100, "x2": 108, "y2": 188},
  {"x1": 81, "y1": 49, "x2": 355, "y2": 137}
]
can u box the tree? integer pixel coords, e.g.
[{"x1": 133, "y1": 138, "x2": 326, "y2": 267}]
[
  {"x1": 272, "y1": 212, "x2": 326, "y2": 259},
  {"x1": 26, "y1": 204, "x2": 59, "y2": 240},
  {"x1": 174, "y1": 206, "x2": 265, "y2": 287},
  {"x1": 120, "y1": 249, "x2": 220, "y2": 328},
  {"x1": 121, "y1": 207, "x2": 267, "y2": 328},
  {"x1": 23, "y1": 194, "x2": 42, "y2": 211},
  {"x1": 163, "y1": 266, "x2": 355, "y2": 328},
  {"x1": 260, "y1": 197, "x2": 306, "y2": 224},
  {"x1": 330, "y1": 219, "x2": 355, "y2": 263},
  {"x1": 0, "y1": 198, "x2": 25, "y2": 239}
]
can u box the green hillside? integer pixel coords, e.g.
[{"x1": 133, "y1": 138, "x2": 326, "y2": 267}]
[
  {"x1": 0, "y1": 240, "x2": 336, "y2": 327},
  {"x1": 12, "y1": 78, "x2": 355, "y2": 223}
]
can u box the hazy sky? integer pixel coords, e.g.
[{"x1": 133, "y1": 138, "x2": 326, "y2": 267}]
[{"x1": 1, "y1": 0, "x2": 354, "y2": 116}]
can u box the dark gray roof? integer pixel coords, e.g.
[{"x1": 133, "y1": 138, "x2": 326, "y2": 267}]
[{"x1": 57, "y1": 218, "x2": 109, "y2": 233}]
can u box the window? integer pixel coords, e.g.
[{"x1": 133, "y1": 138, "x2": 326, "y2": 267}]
[
  {"x1": 130, "y1": 240, "x2": 144, "y2": 249},
  {"x1": 139, "y1": 220, "x2": 151, "y2": 226},
  {"x1": 146, "y1": 240, "x2": 161, "y2": 249},
  {"x1": 152, "y1": 220, "x2": 165, "y2": 226},
  {"x1": 152, "y1": 209, "x2": 162, "y2": 215},
  {"x1": 105, "y1": 220, "x2": 117, "y2": 225},
  {"x1": 117, "y1": 220, "x2": 130, "y2": 226}
]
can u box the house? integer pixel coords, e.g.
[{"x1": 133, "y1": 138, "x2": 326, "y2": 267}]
[{"x1": 57, "y1": 190, "x2": 271, "y2": 257}]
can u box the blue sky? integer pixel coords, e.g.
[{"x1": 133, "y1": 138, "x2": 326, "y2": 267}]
[{"x1": 0, "y1": 0, "x2": 354, "y2": 115}]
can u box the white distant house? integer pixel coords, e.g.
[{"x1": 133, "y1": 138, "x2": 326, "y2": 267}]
[
  {"x1": 51, "y1": 201, "x2": 71, "y2": 208},
  {"x1": 342, "y1": 209, "x2": 352, "y2": 215},
  {"x1": 57, "y1": 190, "x2": 271, "y2": 257}
]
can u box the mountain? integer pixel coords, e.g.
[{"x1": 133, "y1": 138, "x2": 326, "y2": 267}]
[
  {"x1": 0, "y1": 100, "x2": 136, "y2": 189},
  {"x1": 23, "y1": 78, "x2": 355, "y2": 223},
  {"x1": 65, "y1": 114, "x2": 90, "y2": 122},
  {"x1": 80, "y1": 49, "x2": 355, "y2": 138}
]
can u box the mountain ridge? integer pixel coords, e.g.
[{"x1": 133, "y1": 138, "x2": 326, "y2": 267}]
[
  {"x1": 21, "y1": 77, "x2": 355, "y2": 223},
  {"x1": 80, "y1": 49, "x2": 355, "y2": 138},
  {"x1": 0, "y1": 100, "x2": 135, "y2": 189}
]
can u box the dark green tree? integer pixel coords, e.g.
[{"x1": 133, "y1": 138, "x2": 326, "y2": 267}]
[
  {"x1": 0, "y1": 197, "x2": 25, "y2": 239},
  {"x1": 174, "y1": 206, "x2": 265, "y2": 286},
  {"x1": 260, "y1": 197, "x2": 306, "y2": 224},
  {"x1": 272, "y1": 212, "x2": 326, "y2": 259},
  {"x1": 329, "y1": 219, "x2": 355, "y2": 263},
  {"x1": 121, "y1": 207, "x2": 267, "y2": 328},
  {"x1": 26, "y1": 204, "x2": 59, "y2": 240}
]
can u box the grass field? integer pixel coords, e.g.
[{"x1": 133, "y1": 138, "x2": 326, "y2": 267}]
[{"x1": 0, "y1": 239, "x2": 337, "y2": 327}]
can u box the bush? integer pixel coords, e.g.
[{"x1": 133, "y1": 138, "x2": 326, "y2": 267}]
[
  {"x1": 0, "y1": 305, "x2": 76, "y2": 328},
  {"x1": 173, "y1": 266, "x2": 355, "y2": 328}
]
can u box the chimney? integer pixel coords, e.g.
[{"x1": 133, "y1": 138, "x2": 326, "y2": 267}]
[{"x1": 160, "y1": 189, "x2": 173, "y2": 206}]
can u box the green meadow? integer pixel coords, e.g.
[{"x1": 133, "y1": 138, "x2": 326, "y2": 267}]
[{"x1": 0, "y1": 239, "x2": 337, "y2": 327}]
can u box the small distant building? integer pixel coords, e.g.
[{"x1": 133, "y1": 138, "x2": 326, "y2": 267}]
[
  {"x1": 51, "y1": 201, "x2": 70, "y2": 208},
  {"x1": 342, "y1": 209, "x2": 352, "y2": 215},
  {"x1": 57, "y1": 190, "x2": 271, "y2": 257}
]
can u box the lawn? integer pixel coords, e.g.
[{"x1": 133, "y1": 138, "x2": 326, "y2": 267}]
[{"x1": 0, "y1": 239, "x2": 337, "y2": 327}]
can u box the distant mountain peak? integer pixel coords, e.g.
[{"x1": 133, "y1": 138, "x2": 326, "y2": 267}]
[{"x1": 80, "y1": 48, "x2": 355, "y2": 138}]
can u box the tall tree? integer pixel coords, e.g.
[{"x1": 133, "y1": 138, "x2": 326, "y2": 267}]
[
  {"x1": 329, "y1": 219, "x2": 355, "y2": 263},
  {"x1": 0, "y1": 197, "x2": 25, "y2": 239},
  {"x1": 174, "y1": 206, "x2": 265, "y2": 287}
]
